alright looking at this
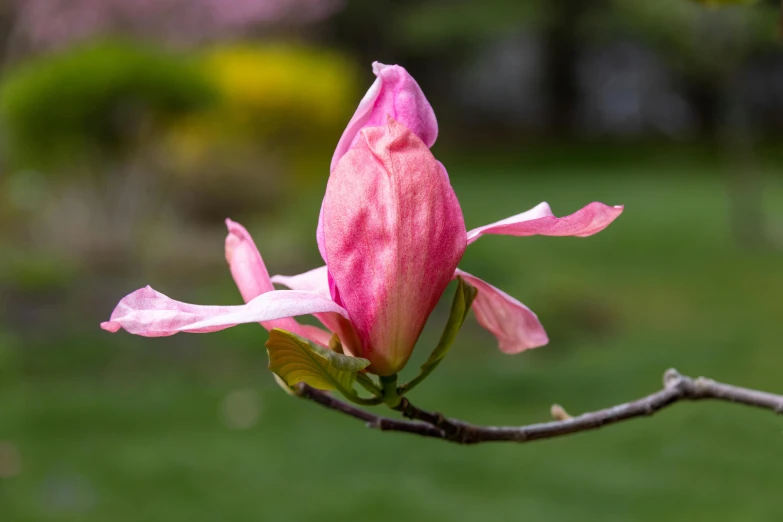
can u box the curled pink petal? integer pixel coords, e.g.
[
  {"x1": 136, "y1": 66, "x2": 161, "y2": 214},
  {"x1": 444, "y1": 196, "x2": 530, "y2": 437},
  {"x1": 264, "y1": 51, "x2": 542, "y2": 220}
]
[
  {"x1": 271, "y1": 266, "x2": 330, "y2": 298},
  {"x1": 322, "y1": 117, "x2": 465, "y2": 375},
  {"x1": 271, "y1": 266, "x2": 363, "y2": 357},
  {"x1": 330, "y1": 62, "x2": 437, "y2": 172},
  {"x1": 102, "y1": 286, "x2": 348, "y2": 337},
  {"x1": 100, "y1": 321, "x2": 121, "y2": 333},
  {"x1": 225, "y1": 218, "x2": 331, "y2": 346},
  {"x1": 455, "y1": 269, "x2": 548, "y2": 354},
  {"x1": 225, "y1": 218, "x2": 275, "y2": 301},
  {"x1": 467, "y1": 202, "x2": 624, "y2": 245},
  {"x1": 316, "y1": 204, "x2": 328, "y2": 267}
]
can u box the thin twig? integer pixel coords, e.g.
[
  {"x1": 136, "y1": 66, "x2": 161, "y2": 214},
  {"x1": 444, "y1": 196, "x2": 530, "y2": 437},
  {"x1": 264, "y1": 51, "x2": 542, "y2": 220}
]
[{"x1": 294, "y1": 369, "x2": 783, "y2": 445}]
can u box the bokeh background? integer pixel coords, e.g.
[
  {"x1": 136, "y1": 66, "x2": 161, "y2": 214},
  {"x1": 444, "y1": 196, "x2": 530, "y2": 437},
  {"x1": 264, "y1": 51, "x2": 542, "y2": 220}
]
[{"x1": 1, "y1": 0, "x2": 782, "y2": 520}]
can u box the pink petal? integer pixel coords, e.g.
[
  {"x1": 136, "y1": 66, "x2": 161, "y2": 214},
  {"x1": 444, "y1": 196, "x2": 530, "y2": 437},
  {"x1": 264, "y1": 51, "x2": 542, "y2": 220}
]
[
  {"x1": 322, "y1": 117, "x2": 466, "y2": 375},
  {"x1": 329, "y1": 62, "x2": 437, "y2": 172},
  {"x1": 455, "y1": 269, "x2": 549, "y2": 354},
  {"x1": 225, "y1": 219, "x2": 331, "y2": 346},
  {"x1": 270, "y1": 266, "x2": 330, "y2": 298},
  {"x1": 101, "y1": 286, "x2": 349, "y2": 337},
  {"x1": 271, "y1": 266, "x2": 363, "y2": 357},
  {"x1": 321, "y1": 63, "x2": 438, "y2": 272},
  {"x1": 316, "y1": 204, "x2": 328, "y2": 269},
  {"x1": 225, "y1": 218, "x2": 275, "y2": 301},
  {"x1": 467, "y1": 202, "x2": 624, "y2": 245},
  {"x1": 315, "y1": 213, "x2": 344, "y2": 308}
]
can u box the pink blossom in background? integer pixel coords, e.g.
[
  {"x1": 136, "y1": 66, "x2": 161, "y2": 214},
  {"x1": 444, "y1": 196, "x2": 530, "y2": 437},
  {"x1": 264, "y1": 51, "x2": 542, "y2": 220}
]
[
  {"x1": 11, "y1": 0, "x2": 346, "y2": 51},
  {"x1": 102, "y1": 62, "x2": 623, "y2": 376}
]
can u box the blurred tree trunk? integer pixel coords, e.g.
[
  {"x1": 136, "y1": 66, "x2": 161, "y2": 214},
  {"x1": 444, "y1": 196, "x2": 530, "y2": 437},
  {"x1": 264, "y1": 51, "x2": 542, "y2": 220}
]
[
  {"x1": 721, "y1": 77, "x2": 766, "y2": 249},
  {"x1": 542, "y1": 0, "x2": 586, "y2": 135},
  {"x1": 685, "y1": 56, "x2": 767, "y2": 248},
  {"x1": 543, "y1": 0, "x2": 607, "y2": 135},
  {"x1": 685, "y1": 71, "x2": 765, "y2": 248},
  {"x1": 684, "y1": 76, "x2": 722, "y2": 137},
  {"x1": 332, "y1": 0, "x2": 416, "y2": 67}
]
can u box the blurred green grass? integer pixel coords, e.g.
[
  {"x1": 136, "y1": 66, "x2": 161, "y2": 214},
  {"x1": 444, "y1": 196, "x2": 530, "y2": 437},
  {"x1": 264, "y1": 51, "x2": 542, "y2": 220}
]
[{"x1": 2, "y1": 147, "x2": 782, "y2": 521}]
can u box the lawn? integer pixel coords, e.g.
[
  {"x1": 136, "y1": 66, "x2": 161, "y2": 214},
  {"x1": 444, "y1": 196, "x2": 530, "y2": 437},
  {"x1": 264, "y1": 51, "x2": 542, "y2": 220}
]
[{"x1": 2, "y1": 146, "x2": 782, "y2": 521}]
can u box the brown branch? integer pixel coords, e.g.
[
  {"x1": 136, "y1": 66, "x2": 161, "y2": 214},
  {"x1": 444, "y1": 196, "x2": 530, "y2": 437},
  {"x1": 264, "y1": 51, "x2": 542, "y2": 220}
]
[
  {"x1": 294, "y1": 381, "x2": 448, "y2": 440},
  {"x1": 294, "y1": 369, "x2": 783, "y2": 445}
]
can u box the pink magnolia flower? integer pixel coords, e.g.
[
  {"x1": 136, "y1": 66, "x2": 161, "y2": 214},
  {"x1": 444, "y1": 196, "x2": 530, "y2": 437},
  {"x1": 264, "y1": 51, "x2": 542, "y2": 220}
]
[{"x1": 102, "y1": 62, "x2": 623, "y2": 376}]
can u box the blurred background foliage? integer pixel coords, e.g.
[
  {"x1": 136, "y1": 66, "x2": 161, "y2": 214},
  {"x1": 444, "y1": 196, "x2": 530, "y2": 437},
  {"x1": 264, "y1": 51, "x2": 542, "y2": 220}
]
[
  {"x1": 0, "y1": 0, "x2": 781, "y2": 521},
  {"x1": 0, "y1": 40, "x2": 216, "y2": 172}
]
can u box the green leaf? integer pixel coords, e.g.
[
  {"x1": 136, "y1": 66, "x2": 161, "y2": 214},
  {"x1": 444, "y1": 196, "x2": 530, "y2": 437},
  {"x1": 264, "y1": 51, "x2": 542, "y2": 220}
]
[
  {"x1": 265, "y1": 329, "x2": 370, "y2": 393},
  {"x1": 422, "y1": 277, "x2": 478, "y2": 371},
  {"x1": 400, "y1": 277, "x2": 478, "y2": 394},
  {"x1": 272, "y1": 373, "x2": 298, "y2": 396}
]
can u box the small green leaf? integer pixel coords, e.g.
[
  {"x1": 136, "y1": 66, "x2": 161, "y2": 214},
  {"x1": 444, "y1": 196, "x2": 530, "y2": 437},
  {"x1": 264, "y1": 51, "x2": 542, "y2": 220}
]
[
  {"x1": 272, "y1": 373, "x2": 298, "y2": 396},
  {"x1": 422, "y1": 277, "x2": 478, "y2": 371},
  {"x1": 400, "y1": 277, "x2": 478, "y2": 394},
  {"x1": 266, "y1": 329, "x2": 370, "y2": 393}
]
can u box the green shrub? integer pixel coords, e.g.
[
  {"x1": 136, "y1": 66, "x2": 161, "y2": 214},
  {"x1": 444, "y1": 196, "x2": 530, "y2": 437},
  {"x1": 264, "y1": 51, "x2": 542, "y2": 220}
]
[{"x1": 0, "y1": 40, "x2": 216, "y2": 172}]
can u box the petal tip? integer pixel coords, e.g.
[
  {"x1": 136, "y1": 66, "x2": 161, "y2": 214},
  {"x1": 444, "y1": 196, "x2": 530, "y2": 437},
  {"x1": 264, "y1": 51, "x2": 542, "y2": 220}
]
[
  {"x1": 101, "y1": 321, "x2": 120, "y2": 333},
  {"x1": 225, "y1": 219, "x2": 251, "y2": 264},
  {"x1": 500, "y1": 333, "x2": 549, "y2": 355},
  {"x1": 371, "y1": 61, "x2": 392, "y2": 75},
  {"x1": 225, "y1": 218, "x2": 247, "y2": 237},
  {"x1": 532, "y1": 332, "x2": 550, "y2": 349}
]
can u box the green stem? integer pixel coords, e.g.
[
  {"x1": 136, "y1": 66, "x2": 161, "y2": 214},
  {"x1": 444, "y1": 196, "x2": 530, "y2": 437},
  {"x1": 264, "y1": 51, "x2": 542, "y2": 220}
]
[
  {"x1": 356, "y1": 372, "x2": 383, "y2": 396},
  {"x1": 380, "y1": 374, "x2": 402, "y2": 408},
  {"x1": 397, "y1": 277, "x2": 478, "y2": 396},
  {"x1": 398, "y1": 371, "x2": 431, "y2": 396},
  {"x1": 339, "y1": 389, "x2": 385, "y2": 406},
  {"x1": 332, "y1": 376, "x2": 383, "y2": 407}
]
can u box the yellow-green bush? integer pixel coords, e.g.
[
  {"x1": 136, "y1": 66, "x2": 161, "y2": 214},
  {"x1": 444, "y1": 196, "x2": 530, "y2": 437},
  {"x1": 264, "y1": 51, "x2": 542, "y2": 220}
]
[
  {"x1": 205, "y1": 42, "x2": 358, "y2": 130},
  {"x1": 168, "y1": 43, "x2": 359, "y2": 171}
]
